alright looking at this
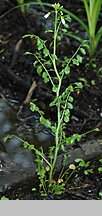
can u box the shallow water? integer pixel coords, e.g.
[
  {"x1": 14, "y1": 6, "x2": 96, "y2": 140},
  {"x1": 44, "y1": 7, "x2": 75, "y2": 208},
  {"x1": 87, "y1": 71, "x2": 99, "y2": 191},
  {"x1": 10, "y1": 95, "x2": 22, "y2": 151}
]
[{"x1": 0, "y1": 99, "x2": 54, "y2": 192}]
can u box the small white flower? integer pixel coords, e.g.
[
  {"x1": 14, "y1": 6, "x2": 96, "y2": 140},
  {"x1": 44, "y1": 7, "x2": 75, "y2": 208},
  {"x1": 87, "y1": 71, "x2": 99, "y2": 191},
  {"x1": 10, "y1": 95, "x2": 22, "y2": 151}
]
[
  {"x1": 44, "y1": 12, "x2": 50, "y2": 19},
  {"x1": 61, "y1": 16, "x2": 66, "y2": 25}
]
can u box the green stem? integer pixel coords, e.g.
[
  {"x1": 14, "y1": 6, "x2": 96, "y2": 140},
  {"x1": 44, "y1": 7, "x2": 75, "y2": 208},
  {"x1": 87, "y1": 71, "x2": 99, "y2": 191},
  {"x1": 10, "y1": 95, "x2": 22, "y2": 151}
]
[
  {"x1": 49, "y1": 10, "x2": 62, "y2": 184},
  {"x1": 34, "y1": 54, "x2": 55, "y2": 87},
  {"x1": 67, "y1": 43, "x2": 83, "y2": 66},
  {"x1": 49, "y1": 78, "x2": 62, "y2": 184},
  {"x1": 52, "y1": 10, "x2": 60, "y2": 80},
  {"x1": 11, "y1": 135, "x2": 51, "y2": 167}
]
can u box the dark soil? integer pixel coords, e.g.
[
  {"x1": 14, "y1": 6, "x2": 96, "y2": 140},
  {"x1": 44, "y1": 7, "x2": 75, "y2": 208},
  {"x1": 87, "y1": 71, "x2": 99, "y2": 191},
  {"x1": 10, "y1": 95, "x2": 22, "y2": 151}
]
[{"x1": 0, "y1": 0, "x2": 102, "y2": 200}]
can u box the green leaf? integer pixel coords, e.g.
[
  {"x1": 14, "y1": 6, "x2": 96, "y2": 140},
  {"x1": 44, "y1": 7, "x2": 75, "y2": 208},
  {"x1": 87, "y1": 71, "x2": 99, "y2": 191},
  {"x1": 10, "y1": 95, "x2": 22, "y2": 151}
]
[
  {"x1": 30, "y1": 102, "x2": 38, "y2": 112},
  {"x1": 51, "y1": 126, "x2": 56, "y2": 133},
  {"x1": 69, "y1": 164, "x2": 76, "y2": 170},
  {"x1": 32, "y1": 188, "x2": 36, "y2": 192},
  {"x1": 33, "y1": 61, "x2": 38, "y2": 67},
  {"x1": 3, "y1": 136, "x2": 11, "y2": 143},
  {"x1": 28, "y1": 144, "x2": 34, "y2": 151},
  {"x1": 62, "y1": 29, "x2": 68, "y2": 33},
  {"x1": 23, "y1": 141, "x2": 29, "y2": 148},
  {"x1": 75, "y1": 158, "x2": 89, "y2": 167},
  {"x1": 77, "y1": 55, "x2": 82, "y2": 63},
  {"x1": 64, "y1": 115, "x2": 69, "y2": 123},
  {"x1": 65, "y1": 66, "x2": 70, "y2": 75},
  {"x1": 24, "y1": 51, "x2": 33, "y2": 55},
  {"x1": 43, "y1": 48, "x2": 49, "y2": 57},
  {"x1": 40, "y1": 116, "x2": 51, "y2": 128},
  {"x1": 65, "y1": 14, "x2": 71, "y2": 22},
  {"x1": 75, "y1": 158, "x2": 84, "y2": 164},
  {"x1": 98, "y1": 167, "x2": 102, "y2": 172},
  {"x1": 72, "y1": 58, "x2": 79, "y2": 66},
  {"x1": 49, "y1": 97, "x2": 59, "y2": 107},
  {"x1": 68, "y1": 102, "x2": 73, "y2": 109},
  {"x1": 68, "y1": 96, "x2": 73, "y2": 103},
  {"x1": 80, "y1": 47, "x2": 86, "y2": 55},
  {"x1": 94, "y1": 128, "x2": 100, "y2": 132},
  {"x1": 37, "y1": 66, "x2": 42, "y2": 75},
  {"x1": 64, "y1": 23, "x2": 69, "y2": 29},
  {"x1": 0, "y1": 196, "x2": 9, "y2": 200},
  {"x1": 37, "y1": 38, "x2": 44, "y2": 50},
  {"x1": 42, "y1": 72, "x2": 49, "y2": 83},
  {"x1": 51, "y1": 54, "x2": 57, "y2": 60},
  {"x1": 52, "y1": 86, "x2": 57, "y2": 93},
  {"x1": 75, "y1": 82, "x2": 83, "y2": 89},
  {"x1": 45, "y1": 29, "x2": 53, "y2": 33},
  {"x1": 66, "y1": 134, "x2": 82, "y2": 145},
  {"x1": 30, "y1": 102, "x2": 44, "y2": 116},
  {"x1": 99, "y1": 159, "x2": 102, "y2": 163}
]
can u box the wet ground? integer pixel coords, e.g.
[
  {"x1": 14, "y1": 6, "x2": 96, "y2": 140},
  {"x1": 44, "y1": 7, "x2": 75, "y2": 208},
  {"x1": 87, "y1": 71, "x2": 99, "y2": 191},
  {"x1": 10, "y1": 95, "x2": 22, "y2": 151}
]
[
  {"x1": 0, "y1": 99, "x2": 54, "y2": 192},
  {"x1": 0, "y1": 0, "x2": 102, "y2": 199}
]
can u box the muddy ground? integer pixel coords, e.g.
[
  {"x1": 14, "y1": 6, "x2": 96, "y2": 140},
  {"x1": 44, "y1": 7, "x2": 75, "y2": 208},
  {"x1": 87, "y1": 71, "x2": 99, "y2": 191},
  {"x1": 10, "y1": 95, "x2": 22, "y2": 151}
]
[{"x1": 0, "y1": 0, "x2": 102, "y2": 200}]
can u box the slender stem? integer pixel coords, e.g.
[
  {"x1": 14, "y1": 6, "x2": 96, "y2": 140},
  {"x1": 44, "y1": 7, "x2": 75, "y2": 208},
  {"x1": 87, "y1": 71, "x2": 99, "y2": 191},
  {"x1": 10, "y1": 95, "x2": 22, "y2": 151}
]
[
  {"x1": 49, "y1": 10, "x2": 62, "y2": 184},
  {"x1": 49, "y1": 76, "x2": 62, "y2": 184},
  {"x1": 36, "y1": 150, "x2": 51, "y2": 167},
  {"x1": 11, "y1": 135, "x2": 51, "y2": 167},
  {"x1": 34, "y1": 54, "x2": 55, "y2": 87},
  {"x1": 52, "y1": 10, "x2": 60, "y2": 79},
  {"x1": 64, "y1": 169, "x2": 75, "y2": 184},
  {"x1": 67, "y1": 43, "x2": 83, "y2": 66}
]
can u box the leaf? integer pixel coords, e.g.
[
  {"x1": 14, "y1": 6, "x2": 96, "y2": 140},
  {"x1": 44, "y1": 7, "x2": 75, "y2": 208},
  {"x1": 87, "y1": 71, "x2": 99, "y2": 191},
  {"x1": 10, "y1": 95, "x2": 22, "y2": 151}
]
[
  {"x1": 37, "y1": 38, "x2": 44, "y2": 50},
  {"x1": 75, "y1": 158, "x2": 88, "y2": 167},
  {"x1": 69, "y1": 164, "x2": 76, "y2": 170},
  {"x1": 52, "y1": 86, "x2": 57, "y2": 93},
  {"x1": 32, "y1": 188, "x2": 36, "y2": 192},
  {"x1": 98, "y1": 167, "x2": 102, "y2": 172},
  {"x1": 64, "y1": 115, "x2": 69, "y2": 123},
  {"x1": 51, "y1": 126, "x2": 56, "y2": 133},
  {"x1": 3, "y1": 136, "x2": 11, "y2": 143},
  {"x1": 64, "y1": 23, "x2": 69, "y2": 29},
  {"x1": 23, "y1": 141, "x2": 29, "y2": 148},
  {"x1": 51, "y1": 54, "x2": 57, "y2": 60},
  {"x1": 43, "y1": 48, "x2": 49, "y2": 57},
  {"x1": 94, "y1": 128, "x2": 100, "y2": 132},
  {"x1": 42, "y1": 72, "x2": 49, "y2": 83},
  {"x1": 68, "y1": 102, "x2": 73, "y2": 109},
  {"x1": 80, "y1": 47, "x2": 86, "y2": 55},
  {"x1": 68, "y1": 96, "x2": 73, "y2": 103},
  {"x1": 33, "y1": 61, "x2": 38, "y2": 67},
  {"x1": 68, "y1": 85, "x2": 74, "y2": 92},
  {"x1": 30, "y1": 102, "x2": 38, "y2": 112},
  {"x1": 75, "y1": 82, "x2": 83, "y2": 89},
  {"x1": 28, "y1": 144, "x2": 34, "y2": 151},
  {"x1": 40, "y1": 116, "x2": 51, "y2": 128},
  {"x1": 62, "y1": 29, "x2": 68, "y2": 33},
  {"x1": 49, "y1": 97, "x2": 59, "y2": 107},
  {"x1": 65, "y1": 66, "x2": 70, "y2": 75},
  {"x1": 72, "y1": 58, "x2": 79, "y2": 66},
  {"x1": 0, "y1": 196, "x2": 9, "y2": 200},
  {"x1": 77, "y1": 55, "x2": 82, "y2": 63},
  {"x1": 65, "y1": 14, "x2": 71, "y2": 23},
  {"x1": 24, "y1": 51, "x2": 33, "y2": 55},
  {"x1": 37, "y1": 66, "x2": 42, "y2": 75},
  {"x1": 45, "y1": 29, "x2": 53, "y2": 33},
  {"x1": 66, "y1": 134, "x2": 82, "y2": 145},
  {"x1": 30, "y1": 102, "x2": 44, "y2": 115},
  {"x1": 99, "y1": 159, "x2": 102, "y2": 163},
  {"x1": 75, "y1": 158, "x2": 84, "y2": 163}
]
